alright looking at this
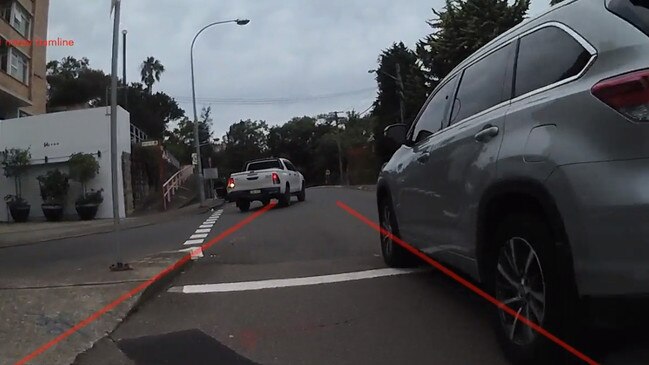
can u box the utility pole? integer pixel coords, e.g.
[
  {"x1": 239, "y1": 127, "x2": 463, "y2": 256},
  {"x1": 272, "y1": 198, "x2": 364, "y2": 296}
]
[
  {"x1": 332, "y1": 111, "x2": 345, "y2": 186},
  {"x1": 109, "y1": 0, "x2": 129, "y2": 271},
  {"x1": 395, "y1": 63, "x2": 405, "y2": 125}
]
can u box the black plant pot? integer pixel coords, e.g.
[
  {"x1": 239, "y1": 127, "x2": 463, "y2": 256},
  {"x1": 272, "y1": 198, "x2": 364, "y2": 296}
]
[
  {"x1": 75, "y1": 204, "x2": 99, "y2": 221},
  {"x1": 42, "y1": 204, "x2": 64, "y2": 222},
  {"x1": 9, "y1": 204, "x2": 30, "y2": 223}
]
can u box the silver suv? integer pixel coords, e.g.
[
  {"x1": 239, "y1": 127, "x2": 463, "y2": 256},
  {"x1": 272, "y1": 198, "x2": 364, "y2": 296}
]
[{"x1": 377, "y1": 0, "x2": 649, "y2": 362}]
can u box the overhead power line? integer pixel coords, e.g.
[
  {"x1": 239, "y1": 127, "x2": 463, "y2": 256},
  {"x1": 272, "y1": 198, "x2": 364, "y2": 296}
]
[{"x1": 172, "y1": 87, "x2": 377, "y2": 105}]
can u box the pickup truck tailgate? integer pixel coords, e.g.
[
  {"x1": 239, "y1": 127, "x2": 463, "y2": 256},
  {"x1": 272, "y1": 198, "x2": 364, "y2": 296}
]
[{"x1": 231, "y1": 170, "x2": 274, "y2": 191}]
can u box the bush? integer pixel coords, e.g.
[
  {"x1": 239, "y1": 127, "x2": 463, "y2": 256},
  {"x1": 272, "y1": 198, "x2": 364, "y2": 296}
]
[
  {"x1": 37, "y1": 169, "x2": 70, "y2": 204},
  {"x1": 1, "y1": 148, "x2": 31, "y2": 203}
]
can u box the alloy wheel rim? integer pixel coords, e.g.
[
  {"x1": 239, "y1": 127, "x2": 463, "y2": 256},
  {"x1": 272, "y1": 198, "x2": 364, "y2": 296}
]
[
  {"x1": 381, "y1": 205, "x2": 393, "y2": 257},
  {"x1": 495, "y1": 237, "x2": 546, "y2": 346}
]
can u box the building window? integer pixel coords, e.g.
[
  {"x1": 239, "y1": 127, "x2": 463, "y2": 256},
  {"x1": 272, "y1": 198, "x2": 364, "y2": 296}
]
[
  {"x1": 0, "y1": 1, "x2": 31, "y2": 38},
  {"x1": 0, "y1": 37, "x2": 8, "y2": 73},
  {"x1": 11, "y1": 2, "x2": 30, "y2": 38},
  {"x1": 9, "y1": 48, "x2": 28, "y2": 84}
]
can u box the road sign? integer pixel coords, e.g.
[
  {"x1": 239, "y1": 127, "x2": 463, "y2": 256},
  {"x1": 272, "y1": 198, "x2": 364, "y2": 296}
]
[
  {"x1": 203, "y1": 168, "x2": 219, "y2": 179},
  {"x1": 141, "y1": 140, "x2": 159, "y2": 147},
  {"x1": 191, "y1": 153, "x2": 198, "y2": 165}
]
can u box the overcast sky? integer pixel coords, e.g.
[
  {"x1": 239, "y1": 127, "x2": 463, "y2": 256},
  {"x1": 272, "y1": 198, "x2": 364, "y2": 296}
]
[{"x1": 47, "y1": 0, "x2": 549, "y2": 138}]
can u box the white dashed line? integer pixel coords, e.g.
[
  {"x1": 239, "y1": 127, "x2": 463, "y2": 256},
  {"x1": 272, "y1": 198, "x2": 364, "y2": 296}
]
[
  {"x1": 168, "y1": 268, "x2": 426, "y2": 294},
  {"x1": 184, "y1": 239, "x2": 204, "y2": 246},
  {"x1": 180, "y1": 209, "x2": 223, "y2": 252}
]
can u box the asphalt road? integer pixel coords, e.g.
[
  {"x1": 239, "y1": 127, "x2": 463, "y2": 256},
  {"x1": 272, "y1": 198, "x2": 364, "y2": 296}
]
[{"x1": 70, "y1": 187, "x2": 649, "y2": 364}]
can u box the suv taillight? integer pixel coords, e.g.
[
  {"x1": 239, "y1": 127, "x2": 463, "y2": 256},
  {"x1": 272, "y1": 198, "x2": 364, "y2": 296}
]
[
  {"x1": 592, "y1": 69, "x2": 649, "y2": 123},
  {"x1": 272, "y1": 172, "x2": 280, "y2": 185},
  {"x1": 227, "y1": 177, "x2": 235, "y2": 189}
]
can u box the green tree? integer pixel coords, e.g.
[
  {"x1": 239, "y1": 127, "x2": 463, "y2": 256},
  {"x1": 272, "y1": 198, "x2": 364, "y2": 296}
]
[
  {"x1": 165, "y1": 107, "x2": 213, "y2": 164},
  {"x1": 46, "y1": 56, "x2": 111, "y2": 108},
  {"x1": 416, "y1": 0, "x2": 530, "y2": 83},
  {"x1": 370, "y1": 42, "x2": 428, "y2": 164},
  {"x1": 218, "y1": 119, "x2": 269, "y2": 176},
  {"x1": 140, "y1": 56, "x2": 165, "y2": 94},
  {"x1": 550, "y1": 0, "x2": 564, "y2": 4},
  {"x1": 126, "y1": 82, "x2": 185, "y2": 139}
]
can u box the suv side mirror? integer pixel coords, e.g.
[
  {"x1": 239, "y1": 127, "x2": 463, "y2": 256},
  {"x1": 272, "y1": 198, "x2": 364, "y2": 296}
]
[{"x1": 384, "y1": 124, "x2": 408, "y2": 145}]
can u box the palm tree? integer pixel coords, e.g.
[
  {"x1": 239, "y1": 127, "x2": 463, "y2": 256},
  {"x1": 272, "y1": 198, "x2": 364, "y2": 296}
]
[{"x1": 140, "y1": 57, "x2": 165, "y2": 94}]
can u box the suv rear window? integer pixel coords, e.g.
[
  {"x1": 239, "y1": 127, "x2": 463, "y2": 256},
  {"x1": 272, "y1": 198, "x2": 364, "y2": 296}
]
[
  {"x1": 246, "y1": 160, "x2": 281, "y2": 171},
  {"x1": 607, "y1": 0, "x2": 649, "y2": 36}
]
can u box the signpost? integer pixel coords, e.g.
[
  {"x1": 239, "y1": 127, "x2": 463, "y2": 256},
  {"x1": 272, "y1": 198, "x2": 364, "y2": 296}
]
[{"x1": 141, "y1": 140, "x2": 159, "y2": 147}]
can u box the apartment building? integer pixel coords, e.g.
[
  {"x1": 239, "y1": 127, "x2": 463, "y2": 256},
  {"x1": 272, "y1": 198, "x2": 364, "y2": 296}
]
[{"x1": 0, "y1": 0, "x2": 48, "y2": 119}]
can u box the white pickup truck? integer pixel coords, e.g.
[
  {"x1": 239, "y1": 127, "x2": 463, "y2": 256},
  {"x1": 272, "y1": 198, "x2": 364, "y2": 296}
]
[{"x1": 226, "y1": 157, "x2": 306, "y2": 212}]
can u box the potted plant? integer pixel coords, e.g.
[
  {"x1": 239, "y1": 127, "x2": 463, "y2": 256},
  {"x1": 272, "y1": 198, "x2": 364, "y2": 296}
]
[
  {"x1": 1, "y1": 148, "x2": 32, "y2": 222},
  {"x1": 37, "y1": 169, "x2": 70, "y2": 221},
  {"x1": 68, "y1": 153, "x2": 102, "y2": 220}
]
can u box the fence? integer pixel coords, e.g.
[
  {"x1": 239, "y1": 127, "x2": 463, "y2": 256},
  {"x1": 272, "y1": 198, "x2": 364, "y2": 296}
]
[{"x1": 162, "y1": 165, "x2": 194, "y2": 210}]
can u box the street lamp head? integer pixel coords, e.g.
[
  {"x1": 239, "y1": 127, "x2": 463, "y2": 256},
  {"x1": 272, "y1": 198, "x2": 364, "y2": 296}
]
[
  {"x1": 236, "y1": 19, "x2": 250, "y2": 25},
  {"x1": 122, "y1": 29, "x2": 128, "y2": 35}
]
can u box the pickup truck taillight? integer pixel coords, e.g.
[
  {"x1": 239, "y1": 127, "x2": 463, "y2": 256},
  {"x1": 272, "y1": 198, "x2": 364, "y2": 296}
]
[
  {"x1": 592, "y1": 69, "x2": 649, "y2": 123},
  {"x1": 272, "y1": 172, "x2": 280, "y2": 185},
  {"x1": 227, "y1": 177, "x2": 235, "y2": 189}
]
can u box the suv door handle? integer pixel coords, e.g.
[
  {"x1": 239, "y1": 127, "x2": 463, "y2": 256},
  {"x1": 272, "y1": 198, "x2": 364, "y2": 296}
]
[
  {"x1": 417, "y1": 152, "x2": 430, "y2": 163},
  {"x1": 474, "y1": 125, "x2": 499, "y2": 142}
]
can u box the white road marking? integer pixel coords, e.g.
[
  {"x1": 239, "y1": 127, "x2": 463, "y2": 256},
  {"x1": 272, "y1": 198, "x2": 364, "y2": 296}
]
[
  {"x1": 179, "y1": 247, "x2": 204, "y2": 260},
  {"x1": 204, "y1": 220, "x2": 216, "y2": 224},
  {"x1": 184, "y1": 239, "x2": 204, "y2": 246},
  {"x1": 190, "y1": 233, "x2": 208, "y2": 239},
  {"x1": 199, "y1": 224, "x2": 213, "y2": 228},
  {"x1": 169, "y1": 268, "x2": 425, "y2": 294},
  {"x1": 195, "y1": 229, "x2": 211, "y2": 234}
]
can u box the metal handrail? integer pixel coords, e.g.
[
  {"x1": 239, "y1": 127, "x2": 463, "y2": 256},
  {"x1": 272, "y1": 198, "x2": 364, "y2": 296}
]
[{"x1": 162, "y1": 165, "x2": 194, "y2": 210}]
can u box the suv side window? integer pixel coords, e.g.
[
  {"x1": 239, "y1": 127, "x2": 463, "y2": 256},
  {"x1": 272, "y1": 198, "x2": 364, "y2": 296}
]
[
  {"x1": 515, "y1": 26, "x2": 591, "y2": 97},
  {"x1": 410, "y1": 75, "x2": 458, "y2": 144},
  {"x1": 452, "y1": 42, "x2": 516, "y2": 124}
]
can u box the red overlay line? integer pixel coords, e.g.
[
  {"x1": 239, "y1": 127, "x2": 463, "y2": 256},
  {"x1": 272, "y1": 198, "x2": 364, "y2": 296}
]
[
  {"x1": 336, "y1": 200, "x2": 598, "y2": 365},
  {"x1": 14, "y1": 203, "x2": 276, "y2": 365}
]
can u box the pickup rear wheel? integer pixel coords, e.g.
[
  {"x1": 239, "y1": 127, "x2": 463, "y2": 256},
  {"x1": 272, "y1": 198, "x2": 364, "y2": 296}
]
[
  {"x1": 278, "y1": 183, "x2": 291, "y2": 207},
  {"x1": 237, "y1": 200, "x2": 250, "y2": 212}
]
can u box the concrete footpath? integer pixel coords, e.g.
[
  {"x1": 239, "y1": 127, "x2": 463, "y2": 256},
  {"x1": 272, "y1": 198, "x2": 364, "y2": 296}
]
[
  {"x1": 0, "y1": 199, "x2": 224, "y2": 365},
  {"x1": 0, "y1": 199, "x2": 224, "y2": 248}
]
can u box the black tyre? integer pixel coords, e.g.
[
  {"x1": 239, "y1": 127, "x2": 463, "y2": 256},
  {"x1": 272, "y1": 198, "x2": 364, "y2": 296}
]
[
  {"x1": 378, "y1": 197, "x2": 416, "y2": 268},
  {"x1": 237, "y1": 200, "x2": 250, "y2": 212},
  {"x1": 261, "y1": 199, "x2": 270, "y2": 206},
  {"x1": 489, "y1": 213, "x2": 579, "y2": 364},
  {"x1": 297, "y1": 183, "x2": 306, "y2": 202},
  {"x1": 278, "y1": 184, "x2": 291, "y2": 207}
]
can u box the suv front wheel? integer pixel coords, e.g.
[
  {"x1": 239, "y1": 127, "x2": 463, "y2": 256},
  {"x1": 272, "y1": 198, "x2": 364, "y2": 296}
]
[
  {"x1": 489, "y1": 213, "x2": 578, "y2": 364},
  {"x1": 378, "y1": 198, "x2": 416, "y2": 268}
]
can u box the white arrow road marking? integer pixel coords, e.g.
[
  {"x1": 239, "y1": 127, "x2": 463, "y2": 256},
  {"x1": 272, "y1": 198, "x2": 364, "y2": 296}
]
[
  {"x1": 178, "y1": 247, "x2": 203, "y2": 260},
  {"x1": 168, "y1": 268, "x2": 427, "y2": 294}
]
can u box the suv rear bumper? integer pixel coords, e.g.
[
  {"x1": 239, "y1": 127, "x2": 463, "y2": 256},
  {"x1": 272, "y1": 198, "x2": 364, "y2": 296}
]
[
  {"x1": 227, "y1": 187, "x2": 282, "y2": 202},
  {"x1": 546, "y1": 158, "x2": 649, "y2": 297}
]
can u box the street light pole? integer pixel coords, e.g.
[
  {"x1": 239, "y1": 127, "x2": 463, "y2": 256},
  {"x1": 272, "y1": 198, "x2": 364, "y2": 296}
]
[
  {"x1": 332, "y1": 111, "x2": 345, "y2": 185},
  {"x1": 190, "y1": 19, "x2": 250, "y2": 206},
  {"x1": 109, "y1": 0, "x2": 129, "y2": 271},
  {"x1": 122, "y1": 29, "x2": 127, "y2": 108}
]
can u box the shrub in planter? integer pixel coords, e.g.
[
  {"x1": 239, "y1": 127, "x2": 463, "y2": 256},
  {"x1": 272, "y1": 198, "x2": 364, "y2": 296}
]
[
  {"x1": 37, "y1": 169, "x2": 70, "y2": 222},
  {"x1": 69, "y1": 153, "x2": 102, "y2": 220},
  {"x1": 1, "y1": 148, "x2": 31, "y2": 222},
  {"x1": 75, "y1": 189, "x2": 104, "y2": 220}
]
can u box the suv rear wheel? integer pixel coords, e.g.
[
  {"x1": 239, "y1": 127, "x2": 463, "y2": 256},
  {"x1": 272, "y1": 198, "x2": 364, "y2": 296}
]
[
  {"x1": 378, "y1": 197, "x2": 416, "y2": 268},
  {"x1": 489, "y1": 213, "x2": 578, "y2": 364}
]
